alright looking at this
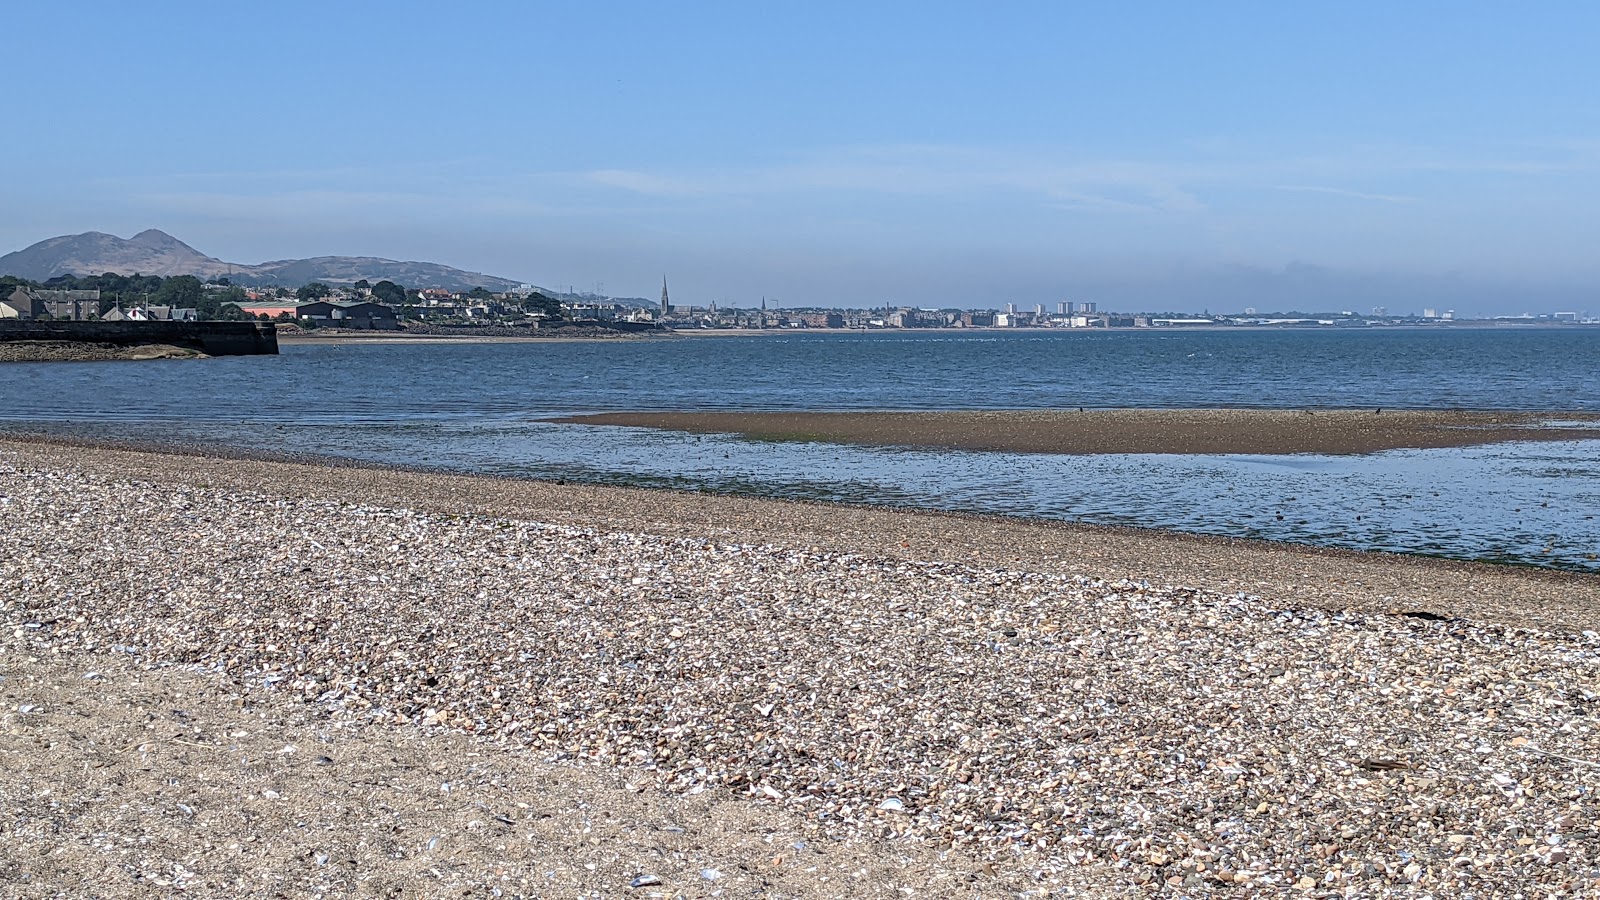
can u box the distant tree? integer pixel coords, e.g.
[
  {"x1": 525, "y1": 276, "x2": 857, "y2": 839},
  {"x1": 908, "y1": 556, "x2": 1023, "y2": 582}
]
[
  {"x1": 370, "y1": 280, "x2": 407, "y2": 306},
  {"x1": 467, "y1": 286, "x2": 494, "y2": 301},
  {"x1": 154, "y1": 275, "x2": 206, "y2": 310},
  {"x1": 521, "y1": 292, "x2": 562, "y2": 318},
  {"x1": 218, "y1": 303, "x2": 250, "y2": 321},
  {"x1": 274, "y1": 287, "x2": 291, "y2": 299},
  {"x1": 296, "y1": 282, "x2": 331, "y2": 301},
  {"x1": 353, "y1": 279, "x2": 371, "y2": 293},
  {"x1": 197, "y1": 285, "x2": 248, "y2": 319}
]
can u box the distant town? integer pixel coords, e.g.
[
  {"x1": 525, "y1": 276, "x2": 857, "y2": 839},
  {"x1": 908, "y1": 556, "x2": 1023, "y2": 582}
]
[{"x1": 1, "y1": 272, "x2": 1594, "y2": 331}]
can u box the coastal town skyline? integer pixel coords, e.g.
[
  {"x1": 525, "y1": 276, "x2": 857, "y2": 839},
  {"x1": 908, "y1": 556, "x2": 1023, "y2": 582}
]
[{"x1": 1, "y1": 227, "x2": 1592, "y2": 323}]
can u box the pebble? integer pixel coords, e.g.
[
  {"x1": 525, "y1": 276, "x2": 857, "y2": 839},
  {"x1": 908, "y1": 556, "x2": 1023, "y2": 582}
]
[{"x1": 4, "y1": 457, "x2": 1600, "y2": 895}]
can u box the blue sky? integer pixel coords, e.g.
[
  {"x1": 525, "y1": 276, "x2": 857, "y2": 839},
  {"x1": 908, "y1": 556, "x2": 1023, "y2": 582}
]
[{"x1": 4, "y1": 1, "x2": 1598, "y2": 314}]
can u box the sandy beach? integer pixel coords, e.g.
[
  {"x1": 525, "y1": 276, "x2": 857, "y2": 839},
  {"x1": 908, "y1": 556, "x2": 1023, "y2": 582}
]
[
  {"x1": 4, "y1": 437, "x2": 1599, "y2": 897},
  {"x1": 555, "y1": 408, "x2": 1600, "y2": 456}
]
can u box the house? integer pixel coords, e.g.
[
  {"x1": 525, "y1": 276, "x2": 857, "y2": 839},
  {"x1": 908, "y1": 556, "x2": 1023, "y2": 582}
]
[
  {"x1": 102, "y1": 305, "x2": 198, "y2": 322},
  {"x1": 0, "y1": 287, "x2": 102, "y2": 320},
  {"x1": 0, "y1": 287, "x2": 35, "y2": 319}
]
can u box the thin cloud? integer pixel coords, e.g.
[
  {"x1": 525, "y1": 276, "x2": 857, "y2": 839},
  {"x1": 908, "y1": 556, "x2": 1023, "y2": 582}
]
[
  {"x1": 581, "y1": 146, "x2": 1212, "y2": 213},
  {"x1": 1273, "y1": 185, "x2": 1420, "y2": 204}
]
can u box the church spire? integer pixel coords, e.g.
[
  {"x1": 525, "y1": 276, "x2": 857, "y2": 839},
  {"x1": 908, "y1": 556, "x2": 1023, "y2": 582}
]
[{"x1": 660, "y1": 276, "x2": 671, "y2": 315}]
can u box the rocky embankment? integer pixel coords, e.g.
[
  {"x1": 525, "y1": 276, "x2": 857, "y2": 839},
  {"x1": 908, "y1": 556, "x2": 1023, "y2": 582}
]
[
  {"x1": 2, "y1": 450, "x2": 1598, "y2": 896},
  {"x1": 0, "y1": 340, "x2": 206, "y2": 362}
]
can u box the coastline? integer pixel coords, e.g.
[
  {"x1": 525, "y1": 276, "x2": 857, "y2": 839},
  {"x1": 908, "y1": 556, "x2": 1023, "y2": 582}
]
[
  {"x1": 4, "y1": 436, "x2": 1600, "y2": 896},
  {"x1": 3, "y1": 432, "x2": 1597, "y2": 628},
  {"x1": 553, "y1": 408, "x2": 1600, "y2": 456},
  {"x1": 278, "y1": 329, "x2": 672, "y2": 346}
]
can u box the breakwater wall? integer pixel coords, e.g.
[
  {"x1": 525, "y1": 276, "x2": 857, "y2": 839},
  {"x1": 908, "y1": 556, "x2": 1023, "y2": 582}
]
[{"x1": 0, "y1": 321, "x2": 278, "y2": 356}]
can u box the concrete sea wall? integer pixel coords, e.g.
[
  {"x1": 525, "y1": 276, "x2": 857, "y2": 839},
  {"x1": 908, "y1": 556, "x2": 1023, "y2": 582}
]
[{"x1": 0, "y1": 321, "x2": 278, "y2": 356}]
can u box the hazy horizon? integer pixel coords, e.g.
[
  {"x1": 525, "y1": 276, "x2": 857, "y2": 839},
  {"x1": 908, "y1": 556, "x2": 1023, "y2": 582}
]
[{"x1": 6, "y1": 2, "x2": 1598, "y2": 317}]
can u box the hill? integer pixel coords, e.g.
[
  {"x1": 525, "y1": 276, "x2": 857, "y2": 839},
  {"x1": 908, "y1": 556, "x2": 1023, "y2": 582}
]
[{"x1": 0, "y1": 230, "x2": 525, "y2": 292}]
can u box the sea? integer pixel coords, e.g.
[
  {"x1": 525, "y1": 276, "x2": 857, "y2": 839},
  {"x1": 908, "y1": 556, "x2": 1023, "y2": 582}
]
[{"x1": 2, "y1": 327, "x2": 1597, "y2": 572}]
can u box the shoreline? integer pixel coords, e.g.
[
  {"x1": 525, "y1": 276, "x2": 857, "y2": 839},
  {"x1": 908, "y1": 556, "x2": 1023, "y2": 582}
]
[
  {"x1": 553, "y1": 408, "x2": 1600, "y2": 456},
  {"x1": 4, "y1": 436, "x2": 1599, "y2": 896},
  {"x1": 278, "y1": 329, "x2": 671, "y2": 346},
  {"x1": 4, "y1": 432, "x2": 1597, "y2": 629}
]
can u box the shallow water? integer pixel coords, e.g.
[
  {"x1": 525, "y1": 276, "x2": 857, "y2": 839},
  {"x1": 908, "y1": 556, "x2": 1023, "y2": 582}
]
[
  {"x1": 7, "y1": 417, "x2": 1597, "y2": 572},
  {"x1": 2, "y1": 329, "x2": 1596, "y2": 570}
]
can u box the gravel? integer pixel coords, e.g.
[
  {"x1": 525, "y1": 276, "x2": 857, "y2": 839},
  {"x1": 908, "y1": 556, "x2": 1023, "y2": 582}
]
[{"x1": 3, "y1": 446, "x2": 1600, "y2": 896}]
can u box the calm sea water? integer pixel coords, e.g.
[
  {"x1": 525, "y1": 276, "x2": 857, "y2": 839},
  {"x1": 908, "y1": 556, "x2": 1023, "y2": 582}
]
[{"x1": 2, "y1": 328, "x2": 1597, "y2": 571}]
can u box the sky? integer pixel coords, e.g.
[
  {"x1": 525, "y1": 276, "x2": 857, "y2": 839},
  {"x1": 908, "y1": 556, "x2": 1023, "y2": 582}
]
[{"x1": 3, "y1": 1, "x2": 1598, "y2": 316}]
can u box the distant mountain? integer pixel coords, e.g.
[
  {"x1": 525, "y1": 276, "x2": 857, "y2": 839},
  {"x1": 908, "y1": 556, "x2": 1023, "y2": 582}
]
[
  {"x1": 0, "y1": 229, "x2": 227, "y2": 281},
  {"x1": 0, "y1": 230, "x2": 525, "y2": 292}
]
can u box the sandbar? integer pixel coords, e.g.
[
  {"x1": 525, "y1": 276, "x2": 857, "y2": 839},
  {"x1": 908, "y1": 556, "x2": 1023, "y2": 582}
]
[{"x1": 554, "y1": 408, "x2": 1600, "y2": 455}]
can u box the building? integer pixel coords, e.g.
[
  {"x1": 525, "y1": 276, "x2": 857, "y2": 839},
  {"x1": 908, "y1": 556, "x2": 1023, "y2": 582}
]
[
  {"x1": 0, "y1": 288, "x2": 35, "y2": 319},
  {"x1": 236, "y1": 302, "x2": 315, "y2": 320},
  {"x1": 233, "y1": 300, "x2": 395, "y2": 328},
  {"x1": 660, "y1": 276, "x2": 672, "y2": 316},
  {"x1": 101, "y1": 305, "x2": 198, "y2": 322},
  {"x1": 795, "y1": 311, "x2": 845, "y2": 328},
  {"x1": 0, "y1": 287, "x2": 102, "y2": 320},
  {"x1": 328, "y1": 301, "x2": 398, "y2": 329}
]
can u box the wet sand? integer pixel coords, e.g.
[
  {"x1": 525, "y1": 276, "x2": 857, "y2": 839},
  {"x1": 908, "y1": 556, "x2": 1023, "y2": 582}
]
[
  {"x1": 554, "y1": 408, "x2": 1600, "y2": 455},
  {"x1": 4, "y1": 434, "x2": 1596, "y2": 630}
]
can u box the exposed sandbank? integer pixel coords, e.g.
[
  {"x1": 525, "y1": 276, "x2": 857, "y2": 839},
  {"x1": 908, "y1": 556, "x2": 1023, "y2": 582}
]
[{"x1": 554, "y1": 408, "x2": 1600, "y2": 455}]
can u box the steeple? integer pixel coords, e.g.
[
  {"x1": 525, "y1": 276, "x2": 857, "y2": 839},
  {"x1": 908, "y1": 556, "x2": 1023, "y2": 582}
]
[{"x1": 660, "y1": 276, "x2": 670, "y2": 315}]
